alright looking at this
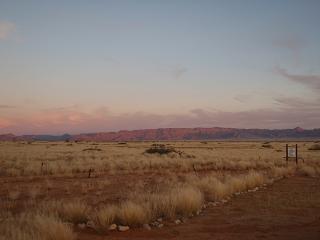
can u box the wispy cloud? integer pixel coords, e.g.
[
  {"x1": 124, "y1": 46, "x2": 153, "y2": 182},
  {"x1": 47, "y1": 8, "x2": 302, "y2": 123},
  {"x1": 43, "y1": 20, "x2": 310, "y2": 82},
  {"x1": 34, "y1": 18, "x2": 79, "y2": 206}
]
[
  {"x1": 273, "y1": 36, "x2": 305, "y2": 52},
  {"x1": 234, "y1": 94, "x2": 252, "y2": 103},
  {"x1": 273, "y1": 96, "x2": 320, "y2": 109},
  {"x1": 0, "y1": 105, "x2": 17, "y2": 109},
  {"x1": 275, "y1": 66, "x2": 320, "y2": 90},
  {"x1": 171, "y1": 65, "x2": 188, "y2": 79},
  {"x1": 272, "y1": 35, "x2": 305, "y2": 66},
  {"x1": 1, "y1": 106, "x2": 319, "y2": 135},
  {"x1": 0, "y1": 20, "x2": 15, "y2": 40}
]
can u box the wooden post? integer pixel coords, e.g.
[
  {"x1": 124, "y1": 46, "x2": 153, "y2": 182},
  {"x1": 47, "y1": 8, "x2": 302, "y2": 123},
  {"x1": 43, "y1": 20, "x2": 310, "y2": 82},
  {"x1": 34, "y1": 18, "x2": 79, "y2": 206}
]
[
  {"x1": 41, "y1": 162, "x2": 44, "y2": 175},
  {"x1": 286, "y1": 144, "x2": 288, "y2": 164},
  {"x1": 295, "y1": 144, "x2": 298, "y2": 165},
  {"x1": 88, "y1": 168, "x2": 94, "y2": 178},
  {"x1": 193, "y1": 164, "x2": 198, "y2": 177}
]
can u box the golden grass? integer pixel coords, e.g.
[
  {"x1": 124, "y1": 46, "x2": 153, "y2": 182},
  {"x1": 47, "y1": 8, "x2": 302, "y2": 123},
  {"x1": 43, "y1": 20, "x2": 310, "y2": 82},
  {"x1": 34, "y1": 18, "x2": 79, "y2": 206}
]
[
  {"x1": 172, "y1": 186, "x2": 203, "y2": 216},
  {"x1": 39, "y1": 200, "x2": 89, "y2": 224},
  {"x1": 0, "y1": 140, "x2": 319, "y2": 234},
  {"x1": 0, "y1": 213, "x2": 76, "y2": 240},
  {"x1": 117, "y1": 201, "x2": 150, "y2": 226},
  {"x1": 91, "y1": 205, "x2": 117, "y2": 229},
  {"x1": 1, "y1": 141, "x2": 309, "y2": 177}
]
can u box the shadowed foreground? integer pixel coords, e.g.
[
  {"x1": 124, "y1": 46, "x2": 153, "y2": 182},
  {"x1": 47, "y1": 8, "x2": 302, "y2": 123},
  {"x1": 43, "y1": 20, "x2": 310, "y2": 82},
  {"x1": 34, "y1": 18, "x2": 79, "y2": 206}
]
[{"x1": 78, "y1": 177, "x2": 320, "y2": 240}]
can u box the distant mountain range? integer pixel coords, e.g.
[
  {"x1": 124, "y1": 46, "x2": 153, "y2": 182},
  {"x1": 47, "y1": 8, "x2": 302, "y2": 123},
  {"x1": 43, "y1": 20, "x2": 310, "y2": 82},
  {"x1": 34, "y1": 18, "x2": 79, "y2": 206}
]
[{"x1": 0, "y1": 127, "x2": 320, "y2": 141}]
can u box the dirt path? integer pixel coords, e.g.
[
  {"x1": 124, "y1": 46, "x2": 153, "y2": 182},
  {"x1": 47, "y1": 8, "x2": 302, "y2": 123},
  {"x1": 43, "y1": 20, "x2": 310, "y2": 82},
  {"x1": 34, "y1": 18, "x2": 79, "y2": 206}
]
[{"x1": 78, "y1": 177, "x2": 320, "y2": 240}]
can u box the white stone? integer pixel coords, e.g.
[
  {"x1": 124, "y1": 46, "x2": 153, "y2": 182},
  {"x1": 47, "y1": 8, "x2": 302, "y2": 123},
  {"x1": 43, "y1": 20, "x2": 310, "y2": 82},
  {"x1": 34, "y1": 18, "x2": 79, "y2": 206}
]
[
  {"x1": 108, "y1": 224, "x2": 117, "y2": 231},
  {"x1": 157, "y1": 223, "x2": 164, "y2": 228},
  {"x1": 174, "y1": 219, "x2": 181, "y2": 224},
  {"x1": 143, "y1": 223, "x2": 151, "y2": 230},
  {"x1": 86, "y1": 220, "x2": 95, "y2": 229},
  {"x1": 77, "y1": 223, "x2": 86, "y2": 229},
  {"x1": 118, "y1": 225, "x2": 130, "y2": 232}
]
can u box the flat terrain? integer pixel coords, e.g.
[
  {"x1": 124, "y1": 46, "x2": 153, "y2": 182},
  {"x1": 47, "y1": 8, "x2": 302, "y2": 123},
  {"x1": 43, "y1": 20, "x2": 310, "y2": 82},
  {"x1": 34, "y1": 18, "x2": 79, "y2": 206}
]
[
  {"x1": 0, "y1": 141, "x2": 319, "y2": 240},
  {"x1": 79, "y1": 177, "x2": 320, "y2": 240}
]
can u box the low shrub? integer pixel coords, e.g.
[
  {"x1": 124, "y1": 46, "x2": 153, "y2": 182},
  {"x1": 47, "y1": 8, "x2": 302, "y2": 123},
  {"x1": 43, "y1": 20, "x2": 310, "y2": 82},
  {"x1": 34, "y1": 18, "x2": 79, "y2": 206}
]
[
  {"x1": 0, "y1": 213, "x2": 76, "y2": 240},
  {"x1": 308, "y1": 144, "x2": 320, "y2": 150},
  {"x1": 262, "y1": 144, "x2": 273, "y2": 148},
  {"x1": 40, "y1": 200, "x2": 89, "y2": 224},
  {"x1": 117, "y1": 201, "x2": 150, "y2": 226},
  {"x1": 145, "y1": 144, "x2": 177, "y2": 155},
  {"x1": 91, "y1": 205, "x2": 118, "y2": 229}
]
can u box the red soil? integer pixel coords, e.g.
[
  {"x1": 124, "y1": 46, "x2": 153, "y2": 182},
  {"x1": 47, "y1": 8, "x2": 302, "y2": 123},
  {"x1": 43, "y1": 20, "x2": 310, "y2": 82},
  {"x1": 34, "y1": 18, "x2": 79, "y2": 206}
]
[{"x1": 77, "y1": 177, "x2": 320, "y2": 240}]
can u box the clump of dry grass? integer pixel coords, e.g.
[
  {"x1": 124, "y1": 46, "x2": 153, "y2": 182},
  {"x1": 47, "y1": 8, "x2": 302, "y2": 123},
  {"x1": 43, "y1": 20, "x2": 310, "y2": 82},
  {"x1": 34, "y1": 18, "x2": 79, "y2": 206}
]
[
  {"x1": 117, "y1": 201, "x2": 150, "y2": 226},
  {"x1": 40, "y1": 200, "x2": 89, "y2": 224},
  {"x1": 243, "y1": 171, "x2": 265, "y2": 190},
  {"x1": 91, "y1": 205, "x2": 118, "y2": 229},
  {"x1": 0, "y1": 213, "x2": 76, "y2": 240},
  {"x1": 298, "y1": 165, "x2": 317, "y2": 177},
  {"x1": 308, "y1": 144, "x2": 320, "y2": 150},
  {"x1": 173, "y1": 186, "x2": 203, "y2": 216}
]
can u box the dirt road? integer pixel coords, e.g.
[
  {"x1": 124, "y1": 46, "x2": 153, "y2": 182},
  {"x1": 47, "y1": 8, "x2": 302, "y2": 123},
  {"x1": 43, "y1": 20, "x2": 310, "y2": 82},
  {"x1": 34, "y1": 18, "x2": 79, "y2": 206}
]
[{"x1": 78, "y1": 176, "x2": 320, "y2": 240}]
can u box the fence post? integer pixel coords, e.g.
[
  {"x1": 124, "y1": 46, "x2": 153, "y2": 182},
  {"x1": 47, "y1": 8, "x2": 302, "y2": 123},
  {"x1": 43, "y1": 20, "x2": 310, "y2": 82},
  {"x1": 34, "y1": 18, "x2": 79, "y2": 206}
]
[
  {"x1": 88, "y1": 168, "x2": 94, "y2": 178},
  {"x1": 286, "y1": 144, "x2": 288, "y2": 164},
  {"x1": 41, "y1": 162, "x2": 44, "y2": 175},
  {"x1": 296, "y1": 144, "x2": 298, "y2": 165}
]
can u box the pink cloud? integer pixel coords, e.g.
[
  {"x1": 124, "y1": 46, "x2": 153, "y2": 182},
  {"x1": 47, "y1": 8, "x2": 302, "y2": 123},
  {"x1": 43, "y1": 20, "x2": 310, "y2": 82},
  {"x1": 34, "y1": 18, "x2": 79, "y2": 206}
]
[
  {"x1": 275, "y1": 67, "x2": 320, "y2": 90},
  {"x1": 0, "y1": 20, "x2": 15, "y2": 40},
  {"x1": 0, "y1": 118, "x2": 13, "y2": 129},
  {"x1": 0, "y1": 105, "x2": 319, "y2": 135}
]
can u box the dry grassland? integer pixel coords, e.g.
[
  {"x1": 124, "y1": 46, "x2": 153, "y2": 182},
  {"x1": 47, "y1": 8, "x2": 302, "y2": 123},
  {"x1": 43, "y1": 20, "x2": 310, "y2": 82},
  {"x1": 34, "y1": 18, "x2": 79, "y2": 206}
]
[{"x1": 0, "y1": 141, "x2": 319, "y2": 240}]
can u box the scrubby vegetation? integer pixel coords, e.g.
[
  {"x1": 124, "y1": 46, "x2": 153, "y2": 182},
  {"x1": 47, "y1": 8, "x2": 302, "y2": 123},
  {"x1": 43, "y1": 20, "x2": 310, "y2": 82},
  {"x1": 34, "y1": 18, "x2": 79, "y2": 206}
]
[
  {"x1": 145, "y1": 144, "x2": 180, "y2": 155},
  {"x1": 262, "y1": 143, "x2": 273, "y2": 148},
  {"x1": 0, "y1": 141, "x2": 319, "y2": 239},
  {"x1": 308, "y1": 144, "x2": 320, "y2": 150}
]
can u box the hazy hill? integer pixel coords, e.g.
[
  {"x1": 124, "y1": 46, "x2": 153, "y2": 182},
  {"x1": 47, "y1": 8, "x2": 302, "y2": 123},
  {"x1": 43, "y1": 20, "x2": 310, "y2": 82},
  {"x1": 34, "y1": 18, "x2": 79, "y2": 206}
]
[{"x1": 1, "y1": 127, "x2": 319, "y2": 141}]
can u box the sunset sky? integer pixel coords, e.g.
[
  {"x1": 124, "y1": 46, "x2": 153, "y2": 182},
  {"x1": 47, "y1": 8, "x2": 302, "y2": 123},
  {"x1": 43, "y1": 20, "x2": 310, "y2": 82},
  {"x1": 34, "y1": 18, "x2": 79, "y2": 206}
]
[{"x1": 0, "y1": 0, "x2": 320, "y2": 134}]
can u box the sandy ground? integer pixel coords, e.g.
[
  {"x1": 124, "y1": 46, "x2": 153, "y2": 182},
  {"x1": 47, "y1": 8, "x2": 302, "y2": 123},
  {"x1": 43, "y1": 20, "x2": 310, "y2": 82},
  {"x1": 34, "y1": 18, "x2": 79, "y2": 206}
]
[{"x1": 77, "y1": 176, "x2": 320, "y2": 240}]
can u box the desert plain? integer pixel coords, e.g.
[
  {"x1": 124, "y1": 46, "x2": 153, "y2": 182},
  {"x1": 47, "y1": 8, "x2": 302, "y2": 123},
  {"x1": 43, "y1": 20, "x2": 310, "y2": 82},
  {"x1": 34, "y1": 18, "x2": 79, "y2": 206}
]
[{"x1": 0, "y1": 140, "x2": 319, "y2": 240}]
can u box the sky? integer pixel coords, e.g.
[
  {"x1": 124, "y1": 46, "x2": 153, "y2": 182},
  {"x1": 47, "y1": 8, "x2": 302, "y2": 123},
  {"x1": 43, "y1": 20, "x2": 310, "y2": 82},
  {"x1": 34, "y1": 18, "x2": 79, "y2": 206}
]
[{"x1": 0, "y1": 0, "x2": 320, "y2": 134}]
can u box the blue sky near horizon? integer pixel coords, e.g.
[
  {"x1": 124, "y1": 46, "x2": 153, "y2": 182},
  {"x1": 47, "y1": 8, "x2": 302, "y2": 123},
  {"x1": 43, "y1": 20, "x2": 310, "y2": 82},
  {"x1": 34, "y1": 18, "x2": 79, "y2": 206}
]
[{"x1": 0, "y1": 0, "x2": 320, "y2": 134}]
